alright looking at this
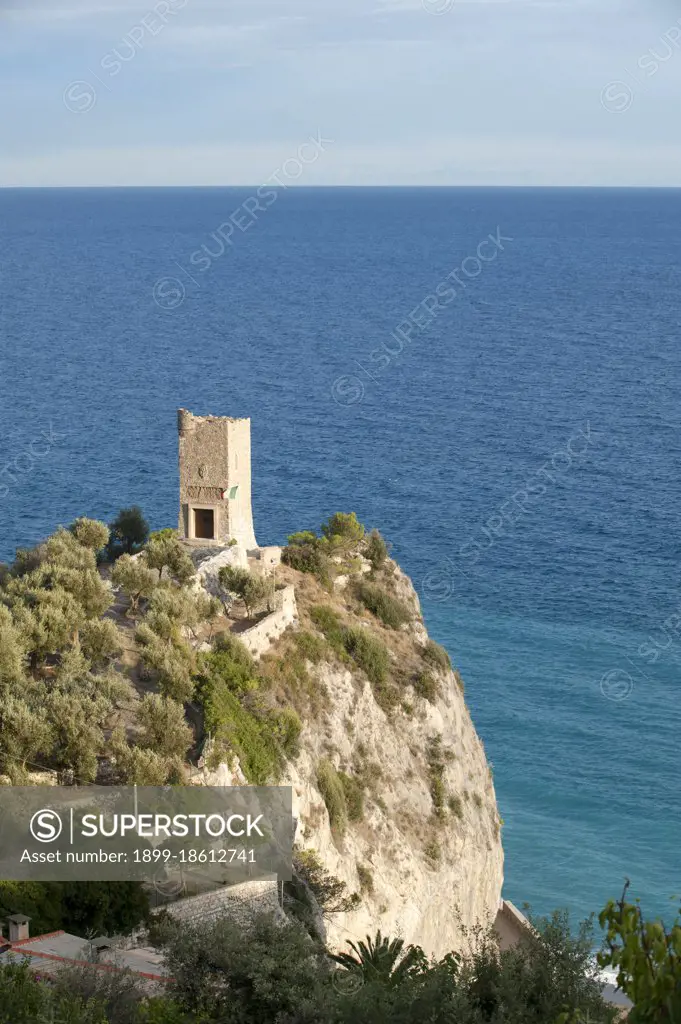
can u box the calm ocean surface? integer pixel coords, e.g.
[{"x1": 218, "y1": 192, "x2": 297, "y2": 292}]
[{"x1": 1, "y1": 186, "x2": 679, "y2": 929}]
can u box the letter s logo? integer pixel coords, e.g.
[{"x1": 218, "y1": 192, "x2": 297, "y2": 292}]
[{"x1": 30, "y1": 809, "x2": 63, "y2": 843}]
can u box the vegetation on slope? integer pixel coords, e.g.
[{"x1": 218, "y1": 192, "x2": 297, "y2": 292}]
[{"x1": 4, "y1": 892, "x2": 678, "y2": 1022}]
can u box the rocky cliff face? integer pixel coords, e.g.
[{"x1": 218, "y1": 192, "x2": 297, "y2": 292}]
[{"x1": 200, "y1": 553, "x2": 504, "y2": 959}]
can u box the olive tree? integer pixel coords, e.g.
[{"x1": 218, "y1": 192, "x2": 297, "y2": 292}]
[
  {"x1": 145, "y1": 533, "x2": 195, "y2": 586},
  {"x1": 136, "y1": 693, "x2": 193, "y2": 759},
  {"x1": 70, "y1": 517, "x2": 110, "y2": 552},
  {"x1": 111, "y1": 554, "x2": 158, "y2": 615},
  {"x1": 217, "y1": 566, "x2": 268, "y2": 619},
  {"x1": 109, "y1": 506, "x2": 149, "y2": 555},
  {"x1": 80, "y1": 618, "x2": 124, "y2": 666}
]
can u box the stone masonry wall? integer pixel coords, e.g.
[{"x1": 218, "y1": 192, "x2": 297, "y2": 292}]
[{"x1": 238, "y1": 585, "x2": 298, "y2": 659}]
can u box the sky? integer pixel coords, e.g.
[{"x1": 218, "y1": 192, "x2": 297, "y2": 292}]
[{"x1": 0, "y1": 0, "x2": 679, "y2": 186}]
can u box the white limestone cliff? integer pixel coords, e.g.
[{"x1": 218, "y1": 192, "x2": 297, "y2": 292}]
[{"x1": 196, "y1": 556, "x2": 504, "y2": 959}]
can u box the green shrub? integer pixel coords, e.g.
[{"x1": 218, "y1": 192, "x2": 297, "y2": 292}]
[
  {"x1": 426, "y1": 735, "x2": 447, "y2": 819},
  {"x1": 338, "y1": 772, "x2": 365, "y2": 822},
  {"x1": 293, "y1": 630, "x2": 327, "y2": 663},
  {"x1": 200, "y1": 682, "x2": 282, "y2": 784},
  {"x1": 355, "y1": 581, "x2": 411, "y2": 629},
  {"x1": 365, "y1": 528, "x2": 389, "y2": 569},
  {"x1": 271, "y1": 707, "x2": 303, "y2": 758},
  {"x1": 342, "y1": 626, "x2": 389, "y2": 685},
  {"x1": 424, "y1": 838, "x2": 441, "y2": 864},
  {"x1": 310, "y1": 605, "x2": 347, "y2": 655},
  {"x1": 413, "y1": 671, "x2": 438, "y2": 702},
  {"x1": 287, "y1": 531, "x2": 318, "y2": 546},
  {"x1": 431, "y1": 777, "x2": 446, "y2": 816},
  {"x1": 292, "y1": 850, "x2": 361, "y2": 916},
  {"x1": 203, "y1": 633, "x2": 258, "y2": 695},
  {"x1": 320, "y1": 512, "x2": 365, "y2": 550},
  {"x1": 281, "y1": 542, "x2": 332, "y2": 587},
  {"x1": 448, "y1": 794, "x2": 464, "y2": 819},
  {"x1": 422, "y1": 639, "x2": 451, "y2": 671},
  {"x1": 317, "y1": 759, "x2": 348, "y2": 835},
  {"x1": 311, "y1": 607, "x2": 391, "y2": 699},
  {"x1": 356, "y1": 863, "x2": 374, "y2": 895}
]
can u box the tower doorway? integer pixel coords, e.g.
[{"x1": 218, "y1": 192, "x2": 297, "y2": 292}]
[{"x1": 193, "y1": 508, "x2": 215, "y2": 540}]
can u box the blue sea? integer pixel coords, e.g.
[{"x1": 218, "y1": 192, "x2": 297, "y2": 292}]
[{"x1": 1, "y1": 186, "x2": 679, "y2": 931}]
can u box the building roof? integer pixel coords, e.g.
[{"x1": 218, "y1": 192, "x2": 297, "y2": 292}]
[{"x1": 0, "y1": 931, "x2": 169, "y2": 983}]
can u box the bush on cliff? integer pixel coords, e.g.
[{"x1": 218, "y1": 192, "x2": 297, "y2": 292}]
[
  {"x1": 281, "y1": 537, "x2": 333, "y2": 588},
  {"x1": 317, "y1": 758, "x2": 348, "y2": 834},
  {"x1": 355, "y1": 580, "x2": 412, "y2": 629},
  {"x1": 365, "y1": 528, "x2": 390, "y2": 568},
  {"x1": 310, "y1": 605, "x2": 389, "y2": 686},
  {"x1": 321, "y1": 511, "x2": 365, "y2": 550},
  {"x1": 342, "y1": 626, "x2": 389, "y2": 685},
  {"x1": 422, "y1": 638, "x2": 451, "y2": 671},
  {"x1": 196, "y1": 635, "x2": 303, "y2": 783}
]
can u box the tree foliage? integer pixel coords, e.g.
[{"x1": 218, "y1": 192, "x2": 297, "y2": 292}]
[
  {"x1": 136, "y1": 693, "x2": 194, "y2": 759},
  {"x1": 71, "y1": 517, "x2": 111, "y2": 553},
  {"x1": 321, "y1": 511, "x2": 365, "y2": 550},
  {"x1": 0, "y1": 894, "x2": 674, "y2": 1023},
  {"x1": 163, "y1": 913, "x2": 331, "y2": 1024},
  {"x1": 0, "y1": 880, "x2": 148, "y2": 940},
  {"x1": 217, "y1": 566, "x2": 269, "y2": 619},
  {"x1": 596, "y1": 880, "x2": 681, "y2": 1023},
  {"x1": 108, "y1": 506, "x2": 150, "y2": 557},
  {"x1": 145, "y1": 533, "x2": 195, "y2": 586},
  {"x1": 111, "y1": 555, "x2": 158, "y2": 615},
  {"x1": 80, "y1": 618, "x2": 123, "y2": 666},
  {"x1": 365, "y1": 528, "x2": 390, "y2": 569},
  {"x1": 331, "y1": 931, "x2": 428, "y2": 987}
]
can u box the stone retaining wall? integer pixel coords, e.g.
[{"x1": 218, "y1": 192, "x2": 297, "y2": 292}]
[
  {"x1": 238, "y1": 584, "x2": 297, "y2": 659},
  {"x1": 158, "y1": 880, "x2": 282, "y2": 928}
]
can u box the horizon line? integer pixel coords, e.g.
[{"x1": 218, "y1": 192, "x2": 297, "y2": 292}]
[{"x1": 2, "y1": 183, "x2": 681, "y2": 191}]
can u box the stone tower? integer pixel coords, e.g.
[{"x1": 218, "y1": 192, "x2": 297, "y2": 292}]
[{"x1": 177, "y1": 409, "x2": 257, "y2": 550}]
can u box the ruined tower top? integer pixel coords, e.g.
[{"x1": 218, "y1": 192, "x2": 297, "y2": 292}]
[{"x1": 177, "y1": 409, "x2": 257, "y2": 550}]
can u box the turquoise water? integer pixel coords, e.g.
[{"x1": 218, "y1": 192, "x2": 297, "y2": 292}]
[{"x1": 0, "y1": 186, "x2": 679, "y2": 927}]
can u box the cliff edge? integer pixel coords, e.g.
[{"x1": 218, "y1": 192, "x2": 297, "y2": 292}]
[{"x1": 198, "y1": 529, "x2": 504, "y2": 959}]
